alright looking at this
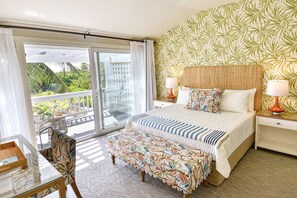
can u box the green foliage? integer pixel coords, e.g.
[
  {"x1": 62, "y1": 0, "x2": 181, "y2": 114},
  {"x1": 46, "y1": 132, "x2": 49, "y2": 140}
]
[
  {"x1": 69, "y1": 70, "x2": 91, "y2": 92},
  {"x1": 35, "y1": 104, "x2": 53, "y2": 117},
  {"x1": 29, "y1": 62, "x2": 93, "y2": 114},
  {"x1": 28, "y1": 62, "x2": 91, "y2": 95},
  {"x1": 56, "y1": 72, "x2": 79, "y2": 87},
  {"x1": 27, "y1": 63, "x2": 69, "y2": 94}
]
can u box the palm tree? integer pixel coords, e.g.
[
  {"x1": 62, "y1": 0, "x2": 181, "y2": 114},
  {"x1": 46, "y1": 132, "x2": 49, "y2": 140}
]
[{"x1": 27, "y1": 63, "x2": 69, "y2": 94}]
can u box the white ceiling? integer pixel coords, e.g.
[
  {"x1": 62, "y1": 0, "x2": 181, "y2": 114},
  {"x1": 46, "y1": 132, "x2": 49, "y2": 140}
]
[{"x1": 0, "y1": 0, "x2": 238, "y2": 39}]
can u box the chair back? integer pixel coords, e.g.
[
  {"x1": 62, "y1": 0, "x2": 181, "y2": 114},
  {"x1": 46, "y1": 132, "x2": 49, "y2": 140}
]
[{"x1": 51, "y1": 130, "x2": 76, "y2": 165}]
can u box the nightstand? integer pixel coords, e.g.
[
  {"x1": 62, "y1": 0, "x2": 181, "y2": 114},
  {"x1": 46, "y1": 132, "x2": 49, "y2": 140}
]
[
  {"x1": 255, "y1": 110, "x2": 297, "y2": 156},
  {"x1": 153, "y1": 98, "x2": 175, "y2": 109}
]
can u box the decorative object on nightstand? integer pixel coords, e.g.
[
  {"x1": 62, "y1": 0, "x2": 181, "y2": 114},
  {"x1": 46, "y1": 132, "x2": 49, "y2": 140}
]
[
  {"x1": 266, "y1": 80, "x2": 289, "y2": 115},
  {"x1": 166, "y1": 77, "x2": 178, "y2": 101},
  {"x1": 255, "y1": 110, "x2": 297, "y2": 156}
]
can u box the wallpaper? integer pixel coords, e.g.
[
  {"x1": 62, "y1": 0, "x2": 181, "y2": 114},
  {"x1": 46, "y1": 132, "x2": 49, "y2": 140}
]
[{"x1": 154, "y1": 0, "x2": 297, "y2": 113}]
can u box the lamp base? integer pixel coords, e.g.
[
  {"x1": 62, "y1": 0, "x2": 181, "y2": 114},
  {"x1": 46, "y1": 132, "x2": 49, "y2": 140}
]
[
  {"x1": 167, "y1": 88, "x2": 176, "y2": 101},
  {"x1": 269, "y1": 96, "x2": 284, "y2": 115},
  {"x1": 271, "y1": 111, "x2": 282, "y2": 116}
]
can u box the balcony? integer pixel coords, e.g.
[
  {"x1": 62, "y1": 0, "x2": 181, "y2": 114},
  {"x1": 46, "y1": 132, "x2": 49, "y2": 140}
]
[{"x1": 32, "y1": 89, "x2": 131, "y2": 149}]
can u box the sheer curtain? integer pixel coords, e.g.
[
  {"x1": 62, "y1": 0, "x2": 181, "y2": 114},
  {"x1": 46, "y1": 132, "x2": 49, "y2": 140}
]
[
  {"x1": 131, "y1": 41, "x2": 146, "y2": 114},
  {"x1": 0, "y1": 28, "x2": 35, "y2": 144},
  {"x1": 130, "y1": 40, "x2": 156, "y2": 114},
  {"x1": 145, "y1": 40, "x2": 157, "y2": 110}
]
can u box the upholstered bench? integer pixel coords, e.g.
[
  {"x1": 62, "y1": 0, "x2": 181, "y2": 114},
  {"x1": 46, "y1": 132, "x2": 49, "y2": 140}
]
[{"x1": 107, "y1": 130, "x2": 212, "y2": 198}]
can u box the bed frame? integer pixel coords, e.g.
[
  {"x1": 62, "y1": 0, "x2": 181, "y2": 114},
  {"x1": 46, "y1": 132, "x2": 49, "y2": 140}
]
[{"x1": 183, "y1": 65, "x2": 264, "y2": 186}]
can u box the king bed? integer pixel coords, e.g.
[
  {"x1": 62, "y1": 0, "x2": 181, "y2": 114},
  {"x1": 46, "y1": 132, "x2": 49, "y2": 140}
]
[{"x1": 126, "y1": 65, "x2": 264, "y2": 186}]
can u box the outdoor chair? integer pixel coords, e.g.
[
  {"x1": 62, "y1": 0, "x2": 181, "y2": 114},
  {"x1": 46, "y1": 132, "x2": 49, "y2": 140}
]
[
  {"x1": 39, "y1": 129, "x2": 82, "y2": 198},
  {"x1": 33, "y1": 107, "x2": 69, "y2": 149},
  {"x1": 33, "y1": 107, "x2": 53, "y2": 148}
]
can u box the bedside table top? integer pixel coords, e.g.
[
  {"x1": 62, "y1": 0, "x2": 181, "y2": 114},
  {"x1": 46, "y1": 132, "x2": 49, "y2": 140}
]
[
  {"x1": 154, "y1": 98, "x2": 176, "y2": 103},
  {"x1": 256, "y1": 110, "x2": 297, "y2": 122}
]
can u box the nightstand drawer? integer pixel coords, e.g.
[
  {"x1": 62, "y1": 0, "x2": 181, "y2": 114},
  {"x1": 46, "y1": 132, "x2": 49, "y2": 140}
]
[{"x1": 257, "y1": 117, "x2": 297, "y2": 131}]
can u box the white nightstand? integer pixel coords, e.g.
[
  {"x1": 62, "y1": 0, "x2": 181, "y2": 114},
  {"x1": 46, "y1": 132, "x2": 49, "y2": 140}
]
[
  {"x1": 153, "y1": 98, "x2": 175, "y2": 109},
  {"x1": 255, "y1": 110, "x2": 297, "y2": 156}
]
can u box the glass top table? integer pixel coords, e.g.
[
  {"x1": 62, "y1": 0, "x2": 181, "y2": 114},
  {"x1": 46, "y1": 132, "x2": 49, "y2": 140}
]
[{"x1": 0, "y1": 135, "x2": 65, "y2": 198}]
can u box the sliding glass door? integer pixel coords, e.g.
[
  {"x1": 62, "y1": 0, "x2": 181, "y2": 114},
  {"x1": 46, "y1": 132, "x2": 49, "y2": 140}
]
[
  {"x1": 24, "y1": 44, "x2": 96, "y2": 148},
  {"x1": 90, "y1": 49, "x2": 133, "y2": 134}
]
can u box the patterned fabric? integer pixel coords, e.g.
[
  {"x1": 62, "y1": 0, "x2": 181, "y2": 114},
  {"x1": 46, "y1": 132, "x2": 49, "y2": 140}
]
[
  {"x1": 107, "y1": 130, "x2": 212, "y2": 195},
  {"x1": 130, "y1": 113, "x2": 227, "y2": 146},
  {"x1": 198, "y1": 89, "x2": 224, "y2": 113},
  {"x1": 38, "y1": 130, "x2": 76, "y2": 197},
  {"x1": 186, "y1": 89, "x2": 200, "y2": 110}
]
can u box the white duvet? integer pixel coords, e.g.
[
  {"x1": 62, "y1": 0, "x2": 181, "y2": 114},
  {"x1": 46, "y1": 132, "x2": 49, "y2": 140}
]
[{"x1": 126, "y1": 104, "x2": 255, "y2": 178}]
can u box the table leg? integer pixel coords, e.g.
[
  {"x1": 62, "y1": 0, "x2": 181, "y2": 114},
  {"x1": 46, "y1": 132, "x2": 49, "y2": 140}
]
[
  {"x1": 111, "y1": 155, "x2": 115, "y2": 165},
  {"x1": 140, "y1": 170, "x2": 145, "y2": 182},
  {"x1": 58, "y1": 178, "x2": 66, "y2": 198},
  {"x1": 183, "y1": 193, "x2": 191, "y2": 198}
]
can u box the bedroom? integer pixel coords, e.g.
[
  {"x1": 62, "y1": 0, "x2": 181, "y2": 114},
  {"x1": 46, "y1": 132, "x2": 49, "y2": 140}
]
[{"x1": 0, "y1": 0, "x2": 296, "y2": 197}]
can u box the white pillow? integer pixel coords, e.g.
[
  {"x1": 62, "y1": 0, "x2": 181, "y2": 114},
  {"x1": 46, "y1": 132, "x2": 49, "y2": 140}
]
[
  {"x1": 176, "y1": 87, "x2": 190, "y2": 105},
  {"x1": 247, "y1": 88, "x2": 257, "y2": 112},
  {"x1": 220, "y1": 90, "x2": 250, "y2": 113}
]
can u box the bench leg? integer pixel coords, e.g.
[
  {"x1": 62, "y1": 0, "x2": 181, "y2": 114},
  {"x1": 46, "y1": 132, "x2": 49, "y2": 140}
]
[
  {"x1": 140, "y1": 170, "x2": 145, "y2": 182},
  {"x1": 111, "y1": 155, "x2": 115, "y2": 165},
  {"x1": 203, "y1": 180, "x2": 209, "y2": 187},
  {"x1": 183, "y1": 193, "x2": 191, "y2": 198}
]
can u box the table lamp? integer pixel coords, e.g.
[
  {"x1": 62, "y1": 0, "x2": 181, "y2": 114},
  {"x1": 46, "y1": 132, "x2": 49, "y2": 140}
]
[
  {"x1": 266, "y1": 80, "x2": 289, "y2": 115},
  {"x1": 166, "y1": 77, "x2": 178, "y2": 101}
]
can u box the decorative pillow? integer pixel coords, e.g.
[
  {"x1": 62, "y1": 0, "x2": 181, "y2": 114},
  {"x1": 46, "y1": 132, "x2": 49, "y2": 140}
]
[
  {"x1": 198, "y1": 88, "x2": 224, "y2": 113},
  {"x1": 247, "y1": 88, "x2": 257, "y2": 112},
  {"x1": 176, "y1": 86, "x2": 190, "y2": 105},
  {"x1": 220, "y1": 90, "x2": 250, "y2": 113},
  {"x1": 186, "y1": 89, "x2": 200, "y2": 110}
]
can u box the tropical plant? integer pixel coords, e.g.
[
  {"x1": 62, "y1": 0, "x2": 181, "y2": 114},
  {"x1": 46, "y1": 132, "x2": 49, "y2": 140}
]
[{"x1": 27, "y1": 63, "x2": 69, "y2": 94}]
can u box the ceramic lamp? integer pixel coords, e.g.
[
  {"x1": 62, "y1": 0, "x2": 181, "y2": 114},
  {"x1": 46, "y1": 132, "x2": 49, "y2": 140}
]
[
  {"x1": 266, "y1": 80, "x2": 289, "y2": 115},
  {"x1": 166, "y1": 78, "x2": 178, "y2": 101}
]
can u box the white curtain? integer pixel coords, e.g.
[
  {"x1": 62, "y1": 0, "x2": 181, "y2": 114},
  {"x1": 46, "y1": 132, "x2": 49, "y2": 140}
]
[
  {"x1": 0, "y1": 28, "x2": 34, "y2": 144},
  {"x1": 145, "y1": 40, "x2": 157, "y2": 110},
  {"x1": 130, "y1": 40, "x2": 156, "y2": 114},
  {"x1": 131, "y1": 41, "x2": 146, "y2": 114}
]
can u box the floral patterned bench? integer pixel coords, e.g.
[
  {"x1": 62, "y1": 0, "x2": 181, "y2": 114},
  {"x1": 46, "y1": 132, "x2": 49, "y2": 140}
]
[{"x1": 107, "y1": 130, "x2": 212, "y2": 198}]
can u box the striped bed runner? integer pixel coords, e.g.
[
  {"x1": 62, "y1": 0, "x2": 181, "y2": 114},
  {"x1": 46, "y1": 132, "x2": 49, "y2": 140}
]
[{"x1": 129, "y1": 114, "x2": 227, "y2": 146}]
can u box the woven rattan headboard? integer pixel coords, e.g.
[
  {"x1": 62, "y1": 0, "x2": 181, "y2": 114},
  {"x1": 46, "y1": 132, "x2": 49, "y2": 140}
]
[{"x1": 183, "y1": 65, "x2": 264, "y2": 111}]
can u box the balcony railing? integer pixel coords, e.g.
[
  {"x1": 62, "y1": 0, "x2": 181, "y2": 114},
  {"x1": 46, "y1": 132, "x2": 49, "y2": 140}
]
[
  {"x1": 31, "y1": 88, "x2": 132, "y2": 128},
  {"x1": 31, "y1": 90, "x2": 93, "y2": 116}
]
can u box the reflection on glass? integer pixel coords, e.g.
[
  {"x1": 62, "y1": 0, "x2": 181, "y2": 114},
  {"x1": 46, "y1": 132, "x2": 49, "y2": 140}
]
[{"x1": 98, "y1": 53, "x2": 133, "y2": 128}]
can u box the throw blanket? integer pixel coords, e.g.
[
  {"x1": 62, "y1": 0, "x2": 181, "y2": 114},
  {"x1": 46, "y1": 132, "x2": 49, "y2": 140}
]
[{"x1": 129, "y1": 114, "x2": 228, "y2": 146}]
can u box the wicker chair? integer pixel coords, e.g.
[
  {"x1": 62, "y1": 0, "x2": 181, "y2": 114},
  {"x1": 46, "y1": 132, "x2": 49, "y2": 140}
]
[{"x1": 39, "y1": 129, "x2": 82, "y2": 198}]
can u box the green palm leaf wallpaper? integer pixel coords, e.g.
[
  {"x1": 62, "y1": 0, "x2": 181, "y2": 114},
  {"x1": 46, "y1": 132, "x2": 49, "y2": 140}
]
[{"x1": 155, "y1": 0, "x2": 297, "y2": 113}]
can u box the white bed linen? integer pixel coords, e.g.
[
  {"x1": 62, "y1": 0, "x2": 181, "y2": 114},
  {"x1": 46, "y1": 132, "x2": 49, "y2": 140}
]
[{"x1": 125, "y1": 104, "x2": 255, "y2": 178}]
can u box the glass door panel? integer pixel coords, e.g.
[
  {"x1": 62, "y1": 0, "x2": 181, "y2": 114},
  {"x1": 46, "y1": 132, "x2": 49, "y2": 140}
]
[
  {"x1": 92, "y1": 51, "x2": 132, "y2": 131},
  {"x1": 24, "y1": 44, "x2": 96, "y2": 148}
]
